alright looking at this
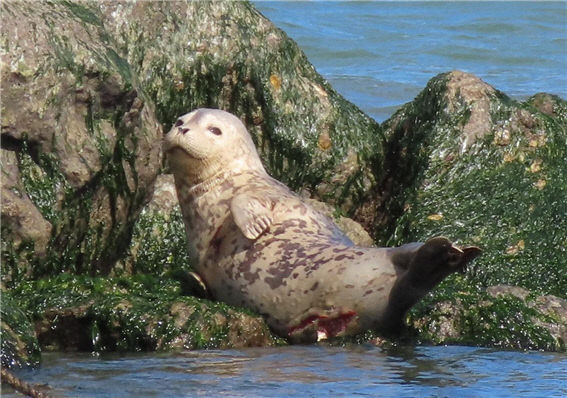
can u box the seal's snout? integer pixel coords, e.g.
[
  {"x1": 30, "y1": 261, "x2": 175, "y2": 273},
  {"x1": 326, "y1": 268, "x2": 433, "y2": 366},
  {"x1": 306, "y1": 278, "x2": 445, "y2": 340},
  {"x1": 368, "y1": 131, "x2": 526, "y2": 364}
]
[{"x1": 171, "y1": 118, "x2": 189, "y2": 135}]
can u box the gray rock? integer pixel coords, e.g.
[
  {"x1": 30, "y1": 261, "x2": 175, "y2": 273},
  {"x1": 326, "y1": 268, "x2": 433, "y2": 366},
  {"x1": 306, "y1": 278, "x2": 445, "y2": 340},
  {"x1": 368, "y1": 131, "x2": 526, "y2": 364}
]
[
  {"x1": 1, "y1": 149, "x2": 52, "y2": 277},
  {"x1": 1, "y1": 2, "x2": 163, "y2": 276}
]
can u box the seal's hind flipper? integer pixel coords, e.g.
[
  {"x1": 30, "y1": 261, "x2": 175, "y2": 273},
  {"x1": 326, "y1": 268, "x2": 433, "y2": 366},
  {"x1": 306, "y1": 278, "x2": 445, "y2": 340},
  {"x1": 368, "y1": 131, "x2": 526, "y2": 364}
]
[
  {"x1": 231, "y1": 194, "x2": 274, "y2": 240},
  {"x1": 411, "y1": 237, "x2": 482, "y2": 282}
]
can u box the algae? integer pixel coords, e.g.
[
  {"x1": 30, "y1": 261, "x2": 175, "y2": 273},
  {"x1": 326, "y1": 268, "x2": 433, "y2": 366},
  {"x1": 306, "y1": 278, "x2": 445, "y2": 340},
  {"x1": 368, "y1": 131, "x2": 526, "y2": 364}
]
[
  {"x1": 11, "y1": 274, "x2": 280, "y2": 352},
  {"x1": 0, "y1": 291, "x2": 41, "y2": 368},
  {"x1": 385, "y1": 74, "x2": 567, "y2": 298},
  {"x1": 125, "y1": 208, "x2": 190, "y2": 276},
  {"x1": 407, "y1": 279, "x2": 563, "y2": 351}
]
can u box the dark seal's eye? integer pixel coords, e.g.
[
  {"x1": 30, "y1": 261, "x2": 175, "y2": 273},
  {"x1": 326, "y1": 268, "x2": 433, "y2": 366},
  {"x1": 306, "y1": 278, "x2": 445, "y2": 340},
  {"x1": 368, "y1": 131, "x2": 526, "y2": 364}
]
[
  {"x1": 208, "y1": 126, "x2": 222, "y2": 136},
  {"x1": 174, "y1": 119, "x2": 183, "y2": 127}
]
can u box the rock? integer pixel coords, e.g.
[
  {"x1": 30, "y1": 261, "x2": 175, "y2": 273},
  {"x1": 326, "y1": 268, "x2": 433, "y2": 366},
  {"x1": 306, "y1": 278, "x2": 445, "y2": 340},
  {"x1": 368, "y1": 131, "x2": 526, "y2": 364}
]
[
  {"x1": 2, "y1": 0, "x2": 382, "y2": 279},
  {"x1": 408, "y1": 283, "x2": 566, "y2": 351},
  {"x1": 377, "y1": 71, "x2": 566, "y2": 299},
  {"x1": 486, "y1": 285, "x2": 531, "y2": 301},
  {"x1": 13, "y1": 275, "x2": 280, "y2": 353},
  {"x1": 305, "y1": 198, "x2": 374, "y2": 246},
  {"x1": 1, "y1": 149, "x2": 52, "y2": 279},
  {"x1": 0, "y1": 291, "x2": 41, "y2": 368},
  {"x1": 1, "y1": 2, "x2": 163, "y2": 277},
  {"x1": 96, "y1": 0, "x2": 383, "y2": 213},
  {"x1": 146, "y1": 174, "x2": 178, "y2": 213},
  {"x1": 168, "y1": 301, "x2": 277, "y2": 350},
  {"x1": 2, "y1": 0, "x2": 566, "y2": 353},
  {"x1": 487, "y1": 285, "x2": 567, "y2": 349},
  {"x1": 119, "y1": 174, "x2": 189, "y2": 276}
]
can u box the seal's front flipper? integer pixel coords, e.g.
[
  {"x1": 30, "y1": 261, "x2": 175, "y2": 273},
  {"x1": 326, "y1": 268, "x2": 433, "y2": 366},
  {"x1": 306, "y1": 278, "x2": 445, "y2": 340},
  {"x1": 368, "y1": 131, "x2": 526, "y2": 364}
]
[{"x1": 231, "y1": 194, "x2": 274, "y2": 240}]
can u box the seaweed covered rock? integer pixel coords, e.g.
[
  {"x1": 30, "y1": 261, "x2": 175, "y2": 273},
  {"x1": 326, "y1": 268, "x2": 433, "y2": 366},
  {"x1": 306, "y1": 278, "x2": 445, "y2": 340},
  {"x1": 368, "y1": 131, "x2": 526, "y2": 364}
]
[
  {"x1": 2, "y1": 0, "x2": 381, "y2": 357},
  {"x1": 407, "y1": 283, "x2": 566, "y2": 351},
  {"x1": 379, "y1": 71, "x2": 566, "y2": 298},
  {"x1": 98, "y1": 0, "x2": 383, "y2": 210},
  {"x1": 2, "y1": 0, "x2": 565, "y2": 354},
  {"x1": 1, "y1": 0, "x2": 381, "y2": 277},
  {"x1": 370, "y1": 71, "x2": 566, "y2": 351},
  {"x1": 0, "y1": 290, "x2": 41, "y2": 368},
  {"x1": 1, "y1": 2, "x2": 162, "y2": 278},
  {"x1": 119, "y1": 175, "x2": 189, "y2": 276},
  {"x1": 13, "y1": 275, "x2": 280, "y2": 352}
]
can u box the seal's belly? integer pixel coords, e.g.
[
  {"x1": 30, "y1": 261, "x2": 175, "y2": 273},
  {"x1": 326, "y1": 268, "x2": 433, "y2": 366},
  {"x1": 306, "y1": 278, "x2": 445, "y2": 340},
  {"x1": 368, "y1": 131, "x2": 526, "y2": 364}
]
[{"x1": 199, "y1": 222, "x2": 398, "y2": 335}]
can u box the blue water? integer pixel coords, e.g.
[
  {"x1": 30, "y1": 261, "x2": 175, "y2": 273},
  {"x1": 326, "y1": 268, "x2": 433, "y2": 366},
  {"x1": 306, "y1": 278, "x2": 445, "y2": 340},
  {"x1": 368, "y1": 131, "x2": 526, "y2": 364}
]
[
  {"x1": 254, "y1": 1, "x2": 567, "y2": 121},
  {"x1": 4, "y1": 346, "x2": 567, "y2": 397}
]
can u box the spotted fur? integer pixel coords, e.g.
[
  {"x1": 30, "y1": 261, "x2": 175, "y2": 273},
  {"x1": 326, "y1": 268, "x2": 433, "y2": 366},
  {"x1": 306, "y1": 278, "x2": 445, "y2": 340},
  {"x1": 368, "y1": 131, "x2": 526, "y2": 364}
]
[{"x1": 164, "y1": 109, "x2": 481, "y2": 342}]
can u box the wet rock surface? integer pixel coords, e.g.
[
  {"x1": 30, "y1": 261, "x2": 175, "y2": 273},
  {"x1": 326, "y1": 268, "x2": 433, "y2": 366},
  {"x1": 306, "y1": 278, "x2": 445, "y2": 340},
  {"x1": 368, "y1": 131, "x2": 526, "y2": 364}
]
[
  {"x1": 406, "y1": 284, "x2": 566, "y2": 352},
  {"x1": 376, "y1": 71, "x2": 566, "y2": 297},
  {"x1": 11, "y1": 275, "x2": 279, "y2": 355},
  {"x1": 1, "y1": 2, "x2": 163, "y2": 278},
  {"x1": 1, "y1": 290, "x2": 41, "y2": 369}
]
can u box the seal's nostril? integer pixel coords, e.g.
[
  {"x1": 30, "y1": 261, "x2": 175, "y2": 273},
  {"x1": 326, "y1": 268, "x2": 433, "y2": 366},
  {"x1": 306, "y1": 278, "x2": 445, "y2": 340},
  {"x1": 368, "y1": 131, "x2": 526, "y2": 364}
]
[
  {"x1": 180, "y1": 128, "x2": 189, "y2": 135},
  {"x1": 174, "y1": 119, "x2": 183, "y2": 127}
]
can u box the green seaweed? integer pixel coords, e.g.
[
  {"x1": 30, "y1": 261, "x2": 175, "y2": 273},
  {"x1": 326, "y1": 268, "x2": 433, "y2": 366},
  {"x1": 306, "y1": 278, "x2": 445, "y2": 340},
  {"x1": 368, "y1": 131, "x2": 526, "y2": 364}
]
[
  {"x1": 1, "y1": 291, "x2": 41, "y2": 368},
  {"x1": 386, "y1": 76, "x2": 567, "y2": 297},
  {"x1": 407, "y1": 278, "x2": 563, "y2": 351},
  {"x1": 11, "y1": 274, "x2": 280, "y2": 353},
  {"x1": 126, "y1": 208, "x2": 190, "y2": 276}
]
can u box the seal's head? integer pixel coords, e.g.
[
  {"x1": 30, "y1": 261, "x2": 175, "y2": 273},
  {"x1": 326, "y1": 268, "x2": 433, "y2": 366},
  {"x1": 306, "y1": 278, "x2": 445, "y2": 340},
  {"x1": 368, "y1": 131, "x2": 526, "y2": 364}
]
[{"x1": 164, "y1": 108, "x2": 264, "y2": 185}]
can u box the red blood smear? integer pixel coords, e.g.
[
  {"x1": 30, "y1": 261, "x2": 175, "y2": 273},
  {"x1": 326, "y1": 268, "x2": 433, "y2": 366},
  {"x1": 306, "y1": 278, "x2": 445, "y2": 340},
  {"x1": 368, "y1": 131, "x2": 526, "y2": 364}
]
[{"x1": 288, "y1": 310, "x2": 357, "y2": 338}]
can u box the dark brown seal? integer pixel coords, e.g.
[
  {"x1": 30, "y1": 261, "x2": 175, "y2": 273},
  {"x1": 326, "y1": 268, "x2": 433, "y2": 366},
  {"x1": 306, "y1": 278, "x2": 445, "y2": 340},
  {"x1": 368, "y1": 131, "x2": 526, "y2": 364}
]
[{"x1": 164, "y1": 108, "x2": 481, "y2": 342}]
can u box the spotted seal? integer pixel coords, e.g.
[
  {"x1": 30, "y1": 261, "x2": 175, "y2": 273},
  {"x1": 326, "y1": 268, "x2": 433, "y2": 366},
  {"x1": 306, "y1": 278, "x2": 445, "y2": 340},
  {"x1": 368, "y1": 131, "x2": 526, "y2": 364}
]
[{"x1": 164, "y1": 108, "x2": 481, "y2": 342}]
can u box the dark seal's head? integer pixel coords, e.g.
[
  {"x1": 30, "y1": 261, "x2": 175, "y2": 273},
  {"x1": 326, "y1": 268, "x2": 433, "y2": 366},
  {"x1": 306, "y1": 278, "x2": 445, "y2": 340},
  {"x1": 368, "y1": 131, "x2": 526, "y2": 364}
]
[{"x1": 164, "y1": 108, "x2": 265, "y2": 186}]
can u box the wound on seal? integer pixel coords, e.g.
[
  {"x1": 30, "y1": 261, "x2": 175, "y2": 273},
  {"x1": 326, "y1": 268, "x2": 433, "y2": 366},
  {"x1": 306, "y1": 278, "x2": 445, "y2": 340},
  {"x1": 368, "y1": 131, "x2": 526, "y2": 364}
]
[{"x1": 288, "y1": 310, "x2": 357, "y2": 342}]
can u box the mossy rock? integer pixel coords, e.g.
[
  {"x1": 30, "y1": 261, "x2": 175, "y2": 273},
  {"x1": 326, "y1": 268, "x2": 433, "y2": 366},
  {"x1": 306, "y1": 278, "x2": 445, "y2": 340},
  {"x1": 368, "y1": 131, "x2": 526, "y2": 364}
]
[
  {"x1": 2, "y1": 0, "x2": 383, "y2": 281},
  {"x1": 0, "y1": 291, "x2": 41, "y2": 368},
  {"x1": 2, "y1": 1, "x2": 566, "y2": 354},
  {"x1": 1, "y1": 1, "x2": 162, "y2": 278},
  {"x1": 379, "y1": 71, "x2": 566, "y2": 298},
  {"x1": 407, "y1": 282, "x2": 565, "y2": 352},
  {"x1": 12, "y1": 274, "x2": 282, "y2": 352},
  {"x1": 99, "y1": 0, "x2": 383, "y2": 210}
]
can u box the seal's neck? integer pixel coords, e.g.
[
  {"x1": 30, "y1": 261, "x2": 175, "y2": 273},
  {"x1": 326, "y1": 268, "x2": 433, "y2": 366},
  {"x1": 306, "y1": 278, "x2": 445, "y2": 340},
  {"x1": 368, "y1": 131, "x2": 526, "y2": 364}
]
[
  {"x1": 175, "y1": 167, "x2": 230, "y2": 199},
  {"x1": 168, "y1": 145, "x2": 267, "y2": 201}
]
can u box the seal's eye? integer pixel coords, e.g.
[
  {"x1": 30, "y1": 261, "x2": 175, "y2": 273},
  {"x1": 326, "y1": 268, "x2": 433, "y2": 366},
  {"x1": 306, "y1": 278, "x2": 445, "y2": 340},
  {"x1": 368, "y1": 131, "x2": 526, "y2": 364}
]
[
  {"x1": 174, "y1": 119, "x2": 183, "y2": 127},
  {"x1": 208, "y1": 126, "x2": 222, "y2": 136}
]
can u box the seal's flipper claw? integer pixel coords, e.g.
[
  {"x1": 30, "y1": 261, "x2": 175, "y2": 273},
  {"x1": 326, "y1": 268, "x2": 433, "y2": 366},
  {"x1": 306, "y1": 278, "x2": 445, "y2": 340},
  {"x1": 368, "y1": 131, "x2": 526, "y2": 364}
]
[
  {"x1": 457, "y1": 246, "x2": 482, "y2": 273},
  {"x1": 231, "y1": 194, "x2": 274, "y2": 240},
  {"x1": 174, "y1": 270, "x2": 211, "y2": 299}
]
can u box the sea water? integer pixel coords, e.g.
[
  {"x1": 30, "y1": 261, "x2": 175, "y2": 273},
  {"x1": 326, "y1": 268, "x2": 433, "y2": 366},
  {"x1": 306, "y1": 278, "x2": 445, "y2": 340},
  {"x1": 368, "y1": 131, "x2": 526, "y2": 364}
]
[
  {"x1": 4, "y1": 345, "x2": 567, "y2": 397},
  {"x1": 4, "y1": 2, "x2": 566, "y2": 397},
  {"x1": 255, "y1": 1, "x2": 567, "y2": 122}
]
